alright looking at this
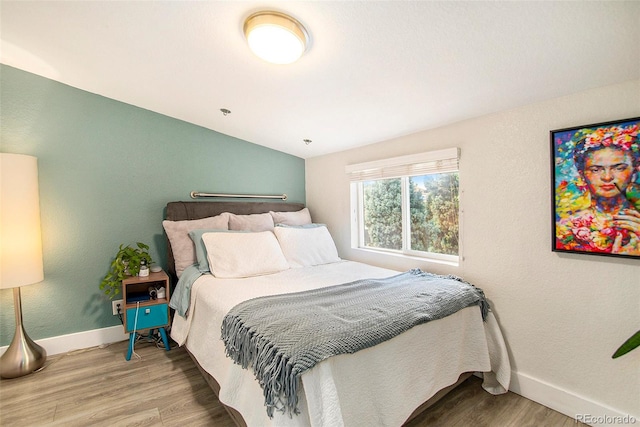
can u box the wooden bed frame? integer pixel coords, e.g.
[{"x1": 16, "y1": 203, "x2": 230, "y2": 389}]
[{"x1": 164, "y1": 200, "x2": 472, "y2": 426}]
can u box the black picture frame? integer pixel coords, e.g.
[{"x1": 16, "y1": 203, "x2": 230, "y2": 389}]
[{"x1": 550, "y1": 117, "x2": 640, "y2": 259}]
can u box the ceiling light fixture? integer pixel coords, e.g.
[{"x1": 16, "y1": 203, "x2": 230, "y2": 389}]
[{"x1": 243, "y1": 11, "x2": 309, "y2": 65}]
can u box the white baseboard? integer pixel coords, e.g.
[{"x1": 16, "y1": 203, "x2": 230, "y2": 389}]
[
  {"x1": 0, "y1": 325, "x2": 129, "y2": 357},
  {"x1": 509, "y1": 371, "x2": 639, "y2": 426},
  {"x1": 3, "y1": 331, "x2": 637, "y2": 426}
]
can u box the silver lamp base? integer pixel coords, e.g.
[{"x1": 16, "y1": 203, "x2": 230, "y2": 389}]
[{"x1": 0, "y1": 287, "x2": 46, "y2": 379}]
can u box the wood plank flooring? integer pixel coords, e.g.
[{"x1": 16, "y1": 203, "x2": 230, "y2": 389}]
[{"x1": 0, "y1": 339, "x2": 583, "y2": 426}]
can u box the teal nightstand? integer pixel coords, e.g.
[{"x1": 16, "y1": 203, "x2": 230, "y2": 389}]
[{"x1": 122, "y1": 270, "x2": 171, "y2": 360}]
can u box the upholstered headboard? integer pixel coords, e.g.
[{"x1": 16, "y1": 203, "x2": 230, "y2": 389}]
[{"x1": 164, "y1": 201, "x2": 306, "y2": 283}]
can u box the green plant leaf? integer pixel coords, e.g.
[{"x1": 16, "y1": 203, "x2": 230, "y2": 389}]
[
  {"x1": 100, "y1": 242, "x2": 152, "y2": 299},
  {"x1": 612, "y1": 330, "x2": 640, "y2": 359}
]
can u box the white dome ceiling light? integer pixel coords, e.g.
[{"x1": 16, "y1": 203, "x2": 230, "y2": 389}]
[{"x1": 243, "y1": 11, "x2": 309, "y2": 65}]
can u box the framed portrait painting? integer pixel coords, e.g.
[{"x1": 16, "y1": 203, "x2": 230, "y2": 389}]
[{"x1": 551, "y1": 117, "x2": 640, "y2": 259}]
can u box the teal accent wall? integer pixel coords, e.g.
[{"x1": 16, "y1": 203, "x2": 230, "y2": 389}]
[{"x1": 0, "y1": 65, "x2": 305, "y2": 346}]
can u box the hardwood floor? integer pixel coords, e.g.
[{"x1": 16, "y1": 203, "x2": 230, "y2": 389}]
[{"x1": 0, "y1": 339, "x2": 583, "y2": 427}]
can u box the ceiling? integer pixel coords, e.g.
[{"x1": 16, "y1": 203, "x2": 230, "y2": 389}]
[{"x1": 1, "y1": 1, "x2": 639, "y2": 159}]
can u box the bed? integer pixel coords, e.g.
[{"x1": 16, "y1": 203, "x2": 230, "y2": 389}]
[{"x1": 164, "y1": 201, "x2": 510, "y2": 427}]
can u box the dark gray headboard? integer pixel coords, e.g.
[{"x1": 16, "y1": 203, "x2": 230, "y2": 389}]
[{"x1": 164, "y1": 201, "x2": 306, "y2": 283}]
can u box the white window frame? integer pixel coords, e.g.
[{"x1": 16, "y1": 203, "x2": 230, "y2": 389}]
[{"x1": 346, "y1": 148, "x2": 460, "y2": 264}]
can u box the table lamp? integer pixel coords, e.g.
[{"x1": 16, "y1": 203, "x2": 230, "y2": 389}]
[{"x1": 0, "y1": 153, "x2": 46, "y2": 379}]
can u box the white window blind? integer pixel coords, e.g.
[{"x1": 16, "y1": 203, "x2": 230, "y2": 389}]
[{"x1": 345, "y1": 148, "x2": 460, "y2": 182}]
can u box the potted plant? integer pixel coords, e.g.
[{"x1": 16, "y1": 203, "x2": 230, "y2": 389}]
[{"x1": 100, "y1": 242, "x2": 153, "y2": 299}]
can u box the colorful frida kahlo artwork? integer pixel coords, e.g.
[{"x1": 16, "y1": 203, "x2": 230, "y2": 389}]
[{"x1": 551, "y1": 117, "x2": 640, "y2": 258}]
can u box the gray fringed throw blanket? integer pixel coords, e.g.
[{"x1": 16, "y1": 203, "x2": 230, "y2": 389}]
[{"x1": 220, "y1": 269, "x2": 488, "y2": 418}]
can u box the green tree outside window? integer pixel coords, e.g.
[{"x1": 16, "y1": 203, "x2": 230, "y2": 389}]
[{"x1": 362, "y1": 173, "x2": 459, "y2": 256}]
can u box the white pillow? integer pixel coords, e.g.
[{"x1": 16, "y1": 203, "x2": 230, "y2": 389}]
[
  {"x1": 274, "y1": 225, "x2": 341, "y2": 268},
  {"x1": 202, "y1": 231, "x2": 289, "y2": 278},
  {"x1": 228, "y1": 212, "x2": 274, "y2": 231},
  {"x1": 270, "y1": 208, "x2": 312, "y2": 226},
  {"x1": 162, "y1": 213, "x2": 229, "y2": 277}
]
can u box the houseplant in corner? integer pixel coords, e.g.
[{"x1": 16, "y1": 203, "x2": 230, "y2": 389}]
[{"x1": 100, "y1": 242, "x2": 152, "y2": 299}]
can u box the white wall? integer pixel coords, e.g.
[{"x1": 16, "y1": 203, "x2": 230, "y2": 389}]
[{"x1": 306, "y1": 80, "x2": 640, "y2": 420}]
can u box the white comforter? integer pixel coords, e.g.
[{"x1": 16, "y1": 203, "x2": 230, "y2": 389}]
[{"x1": 171, "y1": 261, "x2": 510, "y2": 427}]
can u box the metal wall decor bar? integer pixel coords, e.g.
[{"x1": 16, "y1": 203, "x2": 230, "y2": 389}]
[{"x1": 190, "y1": 191, "x2": 288, "y2": 200}]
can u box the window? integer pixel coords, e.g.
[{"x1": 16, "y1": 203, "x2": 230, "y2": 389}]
[{"x1": 346, "y1": 148, "x2": 460, "y2": 264}]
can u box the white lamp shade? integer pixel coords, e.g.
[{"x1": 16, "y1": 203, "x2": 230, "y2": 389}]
[{"x1": 0, "y1": 153, "x2": 44, "y2": 289}]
